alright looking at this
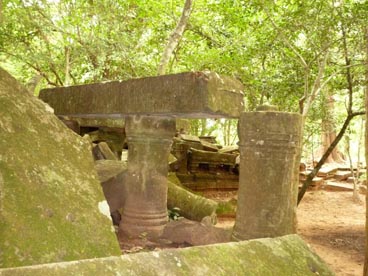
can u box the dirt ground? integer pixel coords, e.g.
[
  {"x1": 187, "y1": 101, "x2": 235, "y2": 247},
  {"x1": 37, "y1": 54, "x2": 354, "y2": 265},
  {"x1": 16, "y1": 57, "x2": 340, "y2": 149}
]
[
  {"x1": 297, "y1": 189, "x2": 366, "y2": 276},
  {"x1": 118, "y1": 187, "x2": 366, "y2": 275},
  {"x1": 214, "y1": 189, "x2": 366, "y2": 276}
]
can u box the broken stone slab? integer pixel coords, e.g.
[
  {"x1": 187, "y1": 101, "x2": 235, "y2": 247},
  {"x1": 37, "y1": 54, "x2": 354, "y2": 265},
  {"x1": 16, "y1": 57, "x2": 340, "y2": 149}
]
[
  {"x1": 317, "y1": 166, "x2": 338, "y2": 178},
  {"x1": 324, "y1": 182, "x2": 354, "y2": 192},
  {"x1": 200, "y1": 140, "x2": 219, "y2": 152},
  {"x1": 39, "y1": 71, "x2": 244, "y2": 118},
  {"x1": 0, "y1": 235, "x2": 334, "y2": 275},
  {"x1": 171, "y1": 138, "x2": 202, "y2": 174},
  {"x1": 0, "y1": 68, "x2": 121, "y2": 268},
  {"x1": 94, "y1": 160, "x2": 127, "y2": 211},
  {"x1": 92, "y1": 142, "x2": 118, "y2": 160},
  {"x1": 199, "y1": 136, "x2": 217, "y2": 144},
  {"x1": 334, "y1": 170, "x2": 352, "y2": 181},
  {"x1": 180, "y1": 134, "x2": 201, "y2": 143},
  {"x1": 188, "y1": 148, "x2": 236, "y2": 166},
  {"x1": 218, "y1": 145, "x2": 239, "y2": 154},
  {"x1": 95, "y1": 160, "x2": 127, "y2": 183}
]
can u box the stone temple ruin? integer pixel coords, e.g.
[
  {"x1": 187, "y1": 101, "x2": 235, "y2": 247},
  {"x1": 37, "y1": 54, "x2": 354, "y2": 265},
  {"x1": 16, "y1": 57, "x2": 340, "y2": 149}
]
[{"x1": 0, "y1": 69, "x2": 333, "y2": 274}]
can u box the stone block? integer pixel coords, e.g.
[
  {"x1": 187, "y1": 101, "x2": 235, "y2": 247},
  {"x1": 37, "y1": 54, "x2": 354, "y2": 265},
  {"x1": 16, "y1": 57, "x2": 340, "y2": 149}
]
[
  {"x1": 0, "y1": 68, "x2": 121, "y2": 268},
  {"x1": 92, "y1": 142, "x2": 118, "y2": 160},
  {"x1": 39, "y1": 72, "x2": 244, "y2": 118},
  {"x1": 0, "y1": 235, "x2": 334, "y2": 275}
]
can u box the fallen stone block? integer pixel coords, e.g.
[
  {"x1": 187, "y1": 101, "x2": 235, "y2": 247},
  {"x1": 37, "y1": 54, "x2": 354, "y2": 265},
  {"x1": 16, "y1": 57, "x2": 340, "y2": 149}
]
[
  {"x1": 334, "y1": 170, "x2": 352, "y2": 181},
  {"x1": 200, "y1": 140, "x2": 219, "y2": 152},
  {"x1": 317, "y1": 166, "x2": 338, "y2": 178},
  {"x1": 95, "y1": 160, "x2": 127, "y2": 215},
  {"x1": 324, "y1": 182, "x2": 354, "y2": 192},
  {"x1": 0, "y1": 235, "x2": 334, "y2": 275},
  {"x1": 180, "y1": 134, "x2": 201, "y2": 143},
  {"x1": 218, "y1": 145, "x2": 239, "y2": 154},
  {"x1": 0, "y1": 68, "x2": 120, "y2": 268},
  {"x1": 92, "y1": 142, "x2": 118, "y2": 160}
]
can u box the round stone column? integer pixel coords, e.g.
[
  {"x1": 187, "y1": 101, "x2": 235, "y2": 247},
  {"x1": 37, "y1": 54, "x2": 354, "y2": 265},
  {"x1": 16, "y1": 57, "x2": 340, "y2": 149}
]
[
  {"x1": 232, "y1": 111, "x2": 301, "y2": 241},
  {"x1": 119, "y1": 115, "x2": 175, "y2": 238}
]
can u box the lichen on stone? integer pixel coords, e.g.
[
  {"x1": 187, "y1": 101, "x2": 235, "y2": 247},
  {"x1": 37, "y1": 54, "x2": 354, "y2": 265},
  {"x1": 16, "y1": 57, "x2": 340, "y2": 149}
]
[{"x1": 0, "y1": 68, "x2": 121, "y2": 268}]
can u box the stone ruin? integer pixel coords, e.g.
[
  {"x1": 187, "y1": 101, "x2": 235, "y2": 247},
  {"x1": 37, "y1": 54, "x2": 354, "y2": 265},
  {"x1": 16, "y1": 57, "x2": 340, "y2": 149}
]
[
  {"x1": 0, "y1": 69, "x2": 333, "y2": 274},
  {"x1": 0, "y1": 68, "x2": 121, "y2": 268}
]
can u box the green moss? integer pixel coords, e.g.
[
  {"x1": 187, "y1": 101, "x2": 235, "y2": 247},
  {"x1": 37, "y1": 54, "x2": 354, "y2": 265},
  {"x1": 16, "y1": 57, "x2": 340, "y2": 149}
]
[
  {"x1": 0, "y1": 235, "x2": 334, "y2": 275},
  {"x1": 0, "y1": 68, "x2": 121, "y2": 268},
  {"x1": 216, "y1": 200, "x2": 237, "y2": 217}
]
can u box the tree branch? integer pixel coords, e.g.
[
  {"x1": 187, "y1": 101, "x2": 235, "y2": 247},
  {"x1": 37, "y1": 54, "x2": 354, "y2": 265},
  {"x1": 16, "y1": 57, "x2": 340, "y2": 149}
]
[
  {"x1": 302, "y1": 50, "x2": 329, "y2": 117},
  {"x1": 2, "y1": 50, "x2": 58, "y2": 86},
  {"x1": 264, "y1": 11, "x2": 308, "y2": 69},
  {"x1": 298, "y1": 110, "x2": 365, "y2": 205}
]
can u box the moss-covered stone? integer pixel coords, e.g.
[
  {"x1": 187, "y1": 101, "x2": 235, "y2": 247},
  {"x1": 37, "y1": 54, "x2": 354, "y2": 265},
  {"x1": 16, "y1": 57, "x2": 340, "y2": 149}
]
[
  {"x1": 167, "y1": 181, "x2": 218, "y2": 222},
  {"x1": 0, "y1": 68, "x2": 121, "y2": 268},
  {"x1": 0, "y1": 235, "x2": 334, "y2": 275}
]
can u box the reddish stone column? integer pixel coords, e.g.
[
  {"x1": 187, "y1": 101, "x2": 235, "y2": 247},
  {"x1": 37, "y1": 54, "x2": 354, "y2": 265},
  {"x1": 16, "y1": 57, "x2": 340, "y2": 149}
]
[
  {"x1": 119, "y1": 115, "x2": 175, "y2": 238},
  {"x1": 232, "y1": 111, "x2": 301, "y2": 241}
]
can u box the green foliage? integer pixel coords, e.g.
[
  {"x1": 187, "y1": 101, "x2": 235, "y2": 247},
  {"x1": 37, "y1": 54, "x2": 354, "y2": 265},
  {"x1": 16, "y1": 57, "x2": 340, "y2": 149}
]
[
  {"x1": 1, "y1": 0, "x2": 367, "y2": 149},
  {"x1": 168, "y1": 207, "x2": 182, "y2": 221}
]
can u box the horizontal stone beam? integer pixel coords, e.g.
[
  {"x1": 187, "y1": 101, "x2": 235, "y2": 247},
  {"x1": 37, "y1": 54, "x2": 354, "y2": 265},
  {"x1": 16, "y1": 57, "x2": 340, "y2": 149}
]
[
  {"x1": 39, "y1": 72, "x2": 244, "y2": 118},
  {"x1": 0, "y1": 235, "x2": 333, "y2": 275}
]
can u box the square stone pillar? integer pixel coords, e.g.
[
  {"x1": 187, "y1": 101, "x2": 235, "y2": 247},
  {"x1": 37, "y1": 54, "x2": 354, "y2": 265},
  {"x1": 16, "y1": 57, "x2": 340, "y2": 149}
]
[
  {"x1": 119, "y1": 115, "x2": 176, "y2": 238},
  {"x1": 232, "y1": 111, "x2": 302, "y2": 241}
]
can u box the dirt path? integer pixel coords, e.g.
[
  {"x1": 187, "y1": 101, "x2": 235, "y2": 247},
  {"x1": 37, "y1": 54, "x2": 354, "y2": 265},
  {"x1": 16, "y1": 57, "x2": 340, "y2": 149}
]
[
  {"x1": 297, "y1": 190, "x2": 365, "y2": 276},
  {"x1": 214, "y1": 189, "x2": 366, "y2": 276}
]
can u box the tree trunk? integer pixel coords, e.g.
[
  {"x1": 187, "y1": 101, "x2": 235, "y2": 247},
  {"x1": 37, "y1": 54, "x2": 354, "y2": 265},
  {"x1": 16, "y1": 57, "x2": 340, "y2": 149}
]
[
  {"x1": 157, "y1": 0, "x2": 193, "y2": 75},
  {"x1": 298, "y1": 111, "x2": 364, "y2": 205},
  {"x1": 64, "y1": 46, "x2": 71, "y2": 86},
  {"x1": 200, "y1": 118, "x2": 207, "y2": 136},
  {"x1": 315, "y1": 95, "x2": 345, "y2": 163},
  {"x1": 363, "y1": 26, "x2": 368, "y2": 276},
  {"x1": 0, "y1": 0, "x2": 3, "y2": 23}
]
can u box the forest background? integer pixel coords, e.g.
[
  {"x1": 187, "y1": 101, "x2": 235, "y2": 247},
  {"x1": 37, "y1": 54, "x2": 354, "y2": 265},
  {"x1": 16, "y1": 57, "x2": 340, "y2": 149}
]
[
  {"x1": 1, "y1": 0, "x2": 368, "y2": 273},
  {"x1": 1, "y1": 0, "x2": 367, "y2": 164}
]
